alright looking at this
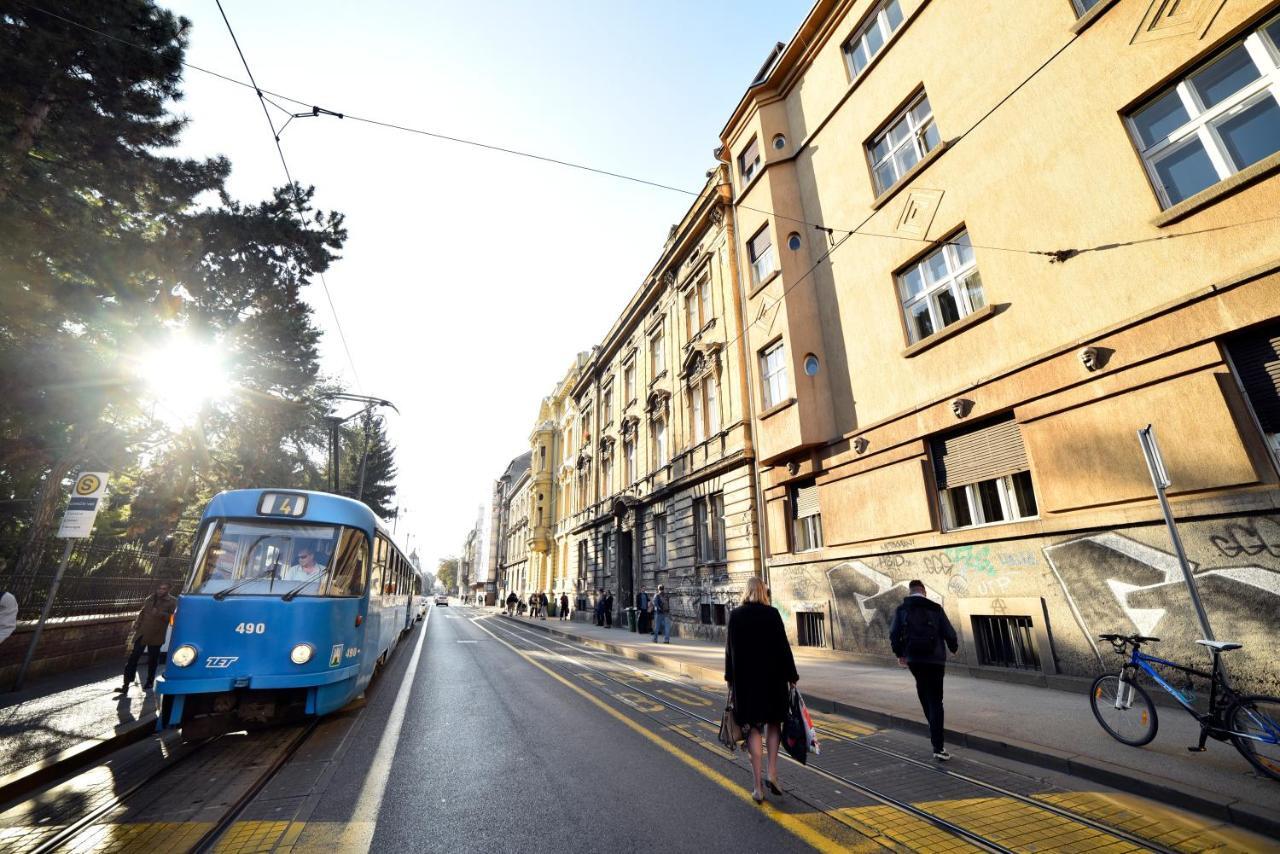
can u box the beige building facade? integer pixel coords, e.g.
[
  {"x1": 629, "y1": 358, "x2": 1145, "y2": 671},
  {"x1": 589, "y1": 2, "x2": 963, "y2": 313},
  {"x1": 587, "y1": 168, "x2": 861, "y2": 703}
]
[
  {"x1": 490, "y1": 451, "x2": 532, "y2": 603},
  {"x1": 719, "y1": 0, "x2": 1280, "y2": 690}
]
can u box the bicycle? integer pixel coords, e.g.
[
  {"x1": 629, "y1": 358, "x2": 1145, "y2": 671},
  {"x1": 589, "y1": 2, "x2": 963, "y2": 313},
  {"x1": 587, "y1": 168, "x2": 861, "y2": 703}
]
[{"x1": 1089, "y1": 633, "x2": 1280, "y2": 781}]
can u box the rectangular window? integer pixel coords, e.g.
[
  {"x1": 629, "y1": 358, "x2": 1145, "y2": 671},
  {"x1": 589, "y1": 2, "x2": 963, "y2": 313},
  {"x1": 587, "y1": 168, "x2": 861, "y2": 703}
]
[
  {"x1": 698, "y1": 274, "x2": 711, "y2": 326},
  {"x1": 694, "y1": 493, "x2": 726, "y2": 563},
  {"x1": 790, "y1": 481, "x2": 823, "y2": 552},
  {"x1": 1226, "y1": 322, "x2": 1280, "y2": 457},
  {"x1": 972, "y1": 615, "x2": 1041, "y2": 670},
  {"x1": 1127, "y1": 17, "x2": 1280, "y2": 208},
  {"x1": 624, "y1": 361, "x2": 636, "y2": 403},
  {"x1": 760, "y1": 341, "x2": 788, "y2": 409},
  {"x1": 653, "y1": 418, "x2": 668, "y2": 467},
  {"x1": 655, "y1": 513, "x2": 668, "y2": 570},
  {"x1": 624, "y1": 438, "x2": 636, "y2": 485},
  {"x1": 705, "y1": 376, "x2": 719, "y2": 436},
  {"x1": 602, "y1": 385, "x2": 613, "y2": 425},
  {"x1": 844, "y1": 0, "x2": 903, "y2": 78},
  {"x1": 578, "y1": 540, "x2": 588, "y2": 586},
  {"x1": 896, "y1": 230, "x2": 985, "y2": 343},
  {"x1": 748, "y1": 225, "x2": 776, "y2": 285},
  {"x1": 739, "y1": 136, "x2": 761, "y2": 182},
  {"x1": 600, "y1": 454, "x2": 612, "y2": 497},
  {"x1": 1071, "y1": 0, "x2": 1102, "y2": 14},
  {"x1": 700, "y1": 602, "x2": 713, "y2": 625},
  {"x1": 685, "y1": 289, "x2": 699, "y2": 339},
  {"x1": 651, "y1": 331, "x2": 665, "y2": 376},
  {"x1": 691, "y1": 385, "x2": 705, "y2": 444},
  {"x1": 797, "y1": 612, "x2": 826, "y2": 647},
  {"x1": 868, "y1": 90, "x2": 940, "y2": 195},
  {"x1": 580, "y1": 405, "x2": 592, "y2": 442},
  {"x1": 603, "y1": 533, "x2": 614, "y2": 572},
  {"x1": 932, "y1": 415, "x2": 1038, "y2": 531}
]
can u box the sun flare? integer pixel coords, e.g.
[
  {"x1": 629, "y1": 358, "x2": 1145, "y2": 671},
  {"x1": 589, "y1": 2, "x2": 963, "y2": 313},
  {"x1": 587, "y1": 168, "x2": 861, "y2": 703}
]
[{"x1": 135, "y1": 334, "x2": 231, "y2": 426}]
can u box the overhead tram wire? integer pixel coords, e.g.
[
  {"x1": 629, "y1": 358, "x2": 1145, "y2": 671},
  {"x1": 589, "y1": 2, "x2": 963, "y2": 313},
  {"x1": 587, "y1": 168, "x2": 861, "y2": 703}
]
[
  {"x1": 213, "y1": 0, "x2": 363, "y2": 392},
  {"x1": 27, "y1": 3, "x2": 1280, "y2": 267}
]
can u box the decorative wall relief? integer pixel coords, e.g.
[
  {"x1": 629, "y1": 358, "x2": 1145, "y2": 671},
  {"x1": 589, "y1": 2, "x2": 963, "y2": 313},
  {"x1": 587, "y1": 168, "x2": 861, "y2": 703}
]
[
  {"x1": 1130, "y1": 0, "x2": 1227, "y2": 45},
  {"x1": 895, "y1": 189, "x2": 944, "y2": 241}
]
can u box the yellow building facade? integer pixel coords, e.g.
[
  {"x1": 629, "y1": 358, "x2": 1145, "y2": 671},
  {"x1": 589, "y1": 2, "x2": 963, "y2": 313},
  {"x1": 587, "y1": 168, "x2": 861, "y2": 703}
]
[{"x1": 720, "y1": 0, "x2": 1280, "y2": 689}]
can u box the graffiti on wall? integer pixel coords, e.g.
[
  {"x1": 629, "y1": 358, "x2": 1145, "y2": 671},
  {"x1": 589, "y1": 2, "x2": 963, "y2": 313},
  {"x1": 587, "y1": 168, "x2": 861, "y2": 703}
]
[{"x1": 823, "y1": 561, "x2": 945, "y2": 655}]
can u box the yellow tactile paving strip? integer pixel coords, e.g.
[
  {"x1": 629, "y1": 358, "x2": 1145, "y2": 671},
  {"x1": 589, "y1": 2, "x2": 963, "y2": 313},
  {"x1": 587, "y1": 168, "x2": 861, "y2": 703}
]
[{"x1": 1035, "y1": 792, "x2": 1267, "y2": 853}]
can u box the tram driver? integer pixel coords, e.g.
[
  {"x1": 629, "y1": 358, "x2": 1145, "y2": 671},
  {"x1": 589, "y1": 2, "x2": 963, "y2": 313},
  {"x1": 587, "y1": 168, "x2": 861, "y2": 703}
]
[{"x1": 283, "y1": 545, "x2": 328, "y2": 585}]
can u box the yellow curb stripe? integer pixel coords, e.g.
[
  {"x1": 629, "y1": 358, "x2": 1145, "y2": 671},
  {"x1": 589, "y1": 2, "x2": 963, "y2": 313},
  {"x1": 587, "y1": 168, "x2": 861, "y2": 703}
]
[{"x1": 471, "y1": 617, "x2": 857, "y2": 854}]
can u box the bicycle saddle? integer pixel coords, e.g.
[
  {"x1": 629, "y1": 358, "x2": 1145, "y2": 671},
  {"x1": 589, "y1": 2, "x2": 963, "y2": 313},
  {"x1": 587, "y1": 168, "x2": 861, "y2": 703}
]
[{"x1": 1196, "y1": 639, "x2": 1242, "y2": 652}]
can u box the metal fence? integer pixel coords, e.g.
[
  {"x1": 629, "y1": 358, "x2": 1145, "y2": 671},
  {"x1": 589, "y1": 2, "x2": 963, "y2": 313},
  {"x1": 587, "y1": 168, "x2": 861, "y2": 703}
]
[{"x1": 0, "y1": 538, "x2": 191, "y2": 622}]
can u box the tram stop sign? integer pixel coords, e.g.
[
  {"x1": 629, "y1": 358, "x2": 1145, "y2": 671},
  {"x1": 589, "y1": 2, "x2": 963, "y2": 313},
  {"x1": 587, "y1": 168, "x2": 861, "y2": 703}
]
[{"x1": 57, "y1": 471, "x2": 109, "y2": 538}]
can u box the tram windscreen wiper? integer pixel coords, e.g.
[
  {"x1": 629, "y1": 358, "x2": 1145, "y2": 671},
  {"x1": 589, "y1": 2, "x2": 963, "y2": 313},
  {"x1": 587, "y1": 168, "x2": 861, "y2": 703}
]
[
  {"x1": 213, "y1": 566, "x2": 281, "y2": 600},
  {"x1": 282, "y1": 567, "x2": 331, "y2": 602}
]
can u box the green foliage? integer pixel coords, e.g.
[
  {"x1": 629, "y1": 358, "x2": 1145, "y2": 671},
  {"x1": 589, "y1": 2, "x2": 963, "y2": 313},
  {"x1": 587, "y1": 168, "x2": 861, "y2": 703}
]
[
  {"x1": 436, "y1": 557, "x2": 459, "y2": 593},
  {"x1": 339, "y1": 413, "x2": 397, "y2": 520}
]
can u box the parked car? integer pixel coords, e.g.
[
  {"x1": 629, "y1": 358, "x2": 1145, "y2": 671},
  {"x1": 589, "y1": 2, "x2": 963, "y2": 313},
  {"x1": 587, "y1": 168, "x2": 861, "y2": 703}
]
[{"x1": 435, "y1": 594, "x2": 449, "y2": 606}]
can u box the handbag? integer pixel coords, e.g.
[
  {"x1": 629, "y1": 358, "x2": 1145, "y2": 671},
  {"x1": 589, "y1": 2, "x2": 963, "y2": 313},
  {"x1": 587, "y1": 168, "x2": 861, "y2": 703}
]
[
  {"x1": 782, "y1": 687, "x2": 809, "y2": 764},
  {"x1": 718, "y1": 689, "x2": 743, "y2": 751}
]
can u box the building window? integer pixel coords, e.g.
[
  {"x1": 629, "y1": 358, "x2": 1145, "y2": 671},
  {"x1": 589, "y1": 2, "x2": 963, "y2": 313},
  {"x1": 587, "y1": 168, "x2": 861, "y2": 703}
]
[
  {"x1": 691, "y1": 384, "x2": 704, "y2": 444},
  {"x1": 897, "y1": 230, "x2": 985, "y2": 343},
  {"x1": 652, "y1": 418, "x2": 668, "y2": 467},
  {"x1": 748, "y1": 225, "x2": 776, "y2": 286},
  {"x1": 932, "y1": 415, "x2": 1038, "y2": 531},
  {"x1": 580, "y1": 405, "x2": 592, "y2": 442},
  {"x1": 1128, "y1": 18, "x2": 1280, "y2": 208},
  {"x1": 797, "y1": 612, "x2": 826, "y2": 647},
  {"x1": 972, "y1": 615, "x2": 1041, "y2": 670},
  {"x1": 868, "y1": 90, "x2": 940, "y2": 195},
  {"x1": 1226, "y1": 322, "x2": 1280, "y2": 458},
  {"x1": 689, "y1": 376, "x2": 719, "y2": 444},
  {"x1": 1071, "y1": 0, "x2": 1102, "y2": 14},
  {"x1": 623, "y1": 361, "x2": 636, "y2": 403},
  {"x1": 602, "y1": 384, "x2": 613, "y2": 426},
  {"x1": 760, "y1": 341, "x2": 788, "y2": 409},
  {"x1": 600, "y1": 454, "x2": 612, "y2": 497},
  {"x1": 694, "y1": 492, "x2": 726, "y2": 563},
  {"x1": 577, "y1": 540, "x2": 588, "y2": 587},
  {"x1": 603, "y1": 532, "x2": 614, "y2": 574},
  {"x1": 790, "y1": 481, "x2": 823, "y2": 552},
  {"x1": 844, "y1": 0, "x2": 903, "y2": 78},
  {"x1": 623, "y1": 437, "x2": 636, "y2": 485},
  {"x1": 651, "y1": 331, "x2": 665, "y2": 376},
  {"x1": 739, "y1": 136, "x2": 761, "y2": 182},
  {"x1": 655, "y1": 513, "x2": 668, "y2": 570},
  {"x1": 685, "y1": 275, "x2": 710, "y2": 338}
]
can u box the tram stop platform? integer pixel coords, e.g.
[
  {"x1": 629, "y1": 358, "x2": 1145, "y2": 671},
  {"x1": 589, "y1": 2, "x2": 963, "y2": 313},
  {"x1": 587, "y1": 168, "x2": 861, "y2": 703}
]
[
  {"x1": 499, "y1": 610, "x2": 1278, "y2": 837},
  {"x1": 0, "y1": 661, "x2": 157, "y2": 803}
]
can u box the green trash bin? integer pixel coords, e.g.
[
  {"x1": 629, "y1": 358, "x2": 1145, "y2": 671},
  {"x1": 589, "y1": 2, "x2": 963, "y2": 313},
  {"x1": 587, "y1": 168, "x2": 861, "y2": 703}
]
[{"x1": 625, "y1": 607, "x2": 638, "y2": 632}]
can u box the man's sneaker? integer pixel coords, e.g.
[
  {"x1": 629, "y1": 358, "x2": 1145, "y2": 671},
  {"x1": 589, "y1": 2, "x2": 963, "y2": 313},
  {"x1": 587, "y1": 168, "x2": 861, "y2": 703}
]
[
  {"x1": 933, "y1": 749, "x2": 951, "y2": 761},
  {"x1": 112, "y1": 685, "x2": 129, "y2": 694}
]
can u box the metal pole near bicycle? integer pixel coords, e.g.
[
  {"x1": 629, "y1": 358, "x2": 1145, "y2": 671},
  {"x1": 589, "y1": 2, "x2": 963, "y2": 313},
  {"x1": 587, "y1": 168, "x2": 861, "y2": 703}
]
[{"x1": 1136, "y1": 424, "x2": 1215, "y2": 643}]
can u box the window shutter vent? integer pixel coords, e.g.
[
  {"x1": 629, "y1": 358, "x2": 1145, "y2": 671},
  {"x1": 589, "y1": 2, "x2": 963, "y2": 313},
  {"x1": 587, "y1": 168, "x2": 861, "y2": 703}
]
[
  {"x1": 1228, "y1": 324, "x2": 1280, "y2": 434},
  {"x1": 793, "y1": 483, "x2": 820, "y2": 518},
  {"x1": 932, "y1": 416, "x2": 1029, "y2": 490}
]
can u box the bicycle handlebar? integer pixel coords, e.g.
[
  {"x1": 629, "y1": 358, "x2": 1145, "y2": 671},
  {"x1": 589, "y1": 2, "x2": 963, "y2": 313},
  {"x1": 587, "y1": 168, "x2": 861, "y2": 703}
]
[{"x1": 1098, "y1": 633, "x2": 1160, "y2": 650}]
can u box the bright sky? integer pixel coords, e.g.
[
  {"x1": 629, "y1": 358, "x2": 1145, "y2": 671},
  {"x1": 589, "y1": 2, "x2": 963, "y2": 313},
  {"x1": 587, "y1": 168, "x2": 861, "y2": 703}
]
[{"x1": 163, "y1": 0, "x2": 810, "y2": 566}]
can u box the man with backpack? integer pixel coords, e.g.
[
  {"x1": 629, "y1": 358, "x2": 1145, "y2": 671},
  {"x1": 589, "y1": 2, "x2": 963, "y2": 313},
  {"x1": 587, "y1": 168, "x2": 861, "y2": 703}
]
[{"x1": 889, "y1": 579, "x2": 958, "y2": 761}]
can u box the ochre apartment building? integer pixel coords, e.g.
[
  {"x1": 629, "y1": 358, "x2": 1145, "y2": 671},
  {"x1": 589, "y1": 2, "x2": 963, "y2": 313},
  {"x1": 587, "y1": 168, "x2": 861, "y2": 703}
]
[{"x1": 722, "y1": 0, "x2": 1280, "y2": 690}]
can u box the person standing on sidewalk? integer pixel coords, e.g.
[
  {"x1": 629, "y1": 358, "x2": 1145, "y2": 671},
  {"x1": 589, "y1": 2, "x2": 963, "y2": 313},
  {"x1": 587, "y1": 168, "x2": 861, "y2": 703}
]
[
  {"x1": 506, "y1": 592, "x2": 518, "y2": 616},
  {"x1": 0, "y1": 589, "x2": 17, "y2": 646},
  {"x1": 725, "y1": 577, "x2": 798, "y2": 803},
  {"x1": 889, "y1": 579, "x2": 959, "y2": 761},
  {"x1": 603, "y1": 591, "x2": 614, "y2": 628},
  {"x1": 559, "y1": 592, "x2": 570, "y2": 621},
  {"x1": 539, "y1": 591, "x2": 549, "y2": 620},
  {"x1": 636, "y1": 587, "x2": 650, "y2": 635},
  {"x1": 115, "y1": 581, "x2": 177, "y2": 694},
  {"x1": 651, "y1": 584, "x2": 671, "y2": 643}
]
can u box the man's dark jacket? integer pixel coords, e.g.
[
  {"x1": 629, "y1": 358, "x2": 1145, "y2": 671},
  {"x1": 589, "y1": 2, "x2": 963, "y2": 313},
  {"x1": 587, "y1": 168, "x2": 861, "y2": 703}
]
[{"x1": 889, "y1": 595, "x2": 958, "y2": 664}]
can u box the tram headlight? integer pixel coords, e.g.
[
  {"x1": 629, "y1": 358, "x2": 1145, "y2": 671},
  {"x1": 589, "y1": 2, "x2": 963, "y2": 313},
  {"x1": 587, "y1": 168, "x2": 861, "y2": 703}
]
[
  {"x1": 290, "y1": 643, "x2": 314, "y2": 665},
  {"x1": 171, "y1": 644, "x2": 198, "y2": 667}
]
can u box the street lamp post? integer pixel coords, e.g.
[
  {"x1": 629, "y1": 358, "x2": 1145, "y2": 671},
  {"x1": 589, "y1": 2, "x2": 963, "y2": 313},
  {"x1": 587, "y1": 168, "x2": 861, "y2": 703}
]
[{"x1": 321, "y1": 393, "x2": 398, "y2": 500}]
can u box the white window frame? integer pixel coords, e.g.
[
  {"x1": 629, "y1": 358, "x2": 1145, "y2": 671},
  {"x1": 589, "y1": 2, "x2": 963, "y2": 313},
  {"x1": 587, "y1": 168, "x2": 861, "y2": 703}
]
[
  {"x1": 1071, "y1": 0, "x2": 1102, "y2": 15},
  {"x1": 651, "y1": 331, "x2": 665, "y2": 376},
  {"x1": 655, "y1": 513, "x2": 668, "y2": 570},
  {"x1": 739, "y1": 136, "x2": 761, "y2": 183},
  {"x1": 691, "y1": 384, "x2": 705, "y2": 444},
  {"x1": 600, "y1": 454, "x2": 612, "y2": 498},
  {"x1": 653, "y1": 418, "x2": 668, "y2": 467},
  {"x1": 1127, "y1": 19, "x2": 1280, "y2": 209},
  {"x1": 896, "y1": 230, "x2": 984, "y2": 344},
  {"x1": 760, "y1": 341, "x2": 788, "y2": 409},
  {"x1": 601, "y1": 384, "x2": 613, "y2": 426},
  {"x1": 843, "y1": 0, "x2": 903, "y2": 79},
  {"x1": 694, "y1": 493, "x2": 727, "y2": 563},
  {"x1": 748, "y1": 225, "x2": 776, "y2": 286},
  {"x1": 623, "y1": 360, "x2": 636, "y2": 403},
  {"x1": 705, "y1": 375, "x2": 719, "y2": 436},
  {"x1": 939, "y1": 472, "x2": 1038, "y2": 532},
  {"x1": 868, "y1": 91, "x2": 940, "y2": 195},
  {"x1": 623, "y1": 437, "x2": 636, "y2": 485}
]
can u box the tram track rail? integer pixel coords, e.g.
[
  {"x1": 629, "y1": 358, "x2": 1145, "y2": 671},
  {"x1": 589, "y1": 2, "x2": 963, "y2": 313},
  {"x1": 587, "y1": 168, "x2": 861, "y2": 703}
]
[{"x1": 487, "y1": 616, "x2": 1186, "y2": 854}]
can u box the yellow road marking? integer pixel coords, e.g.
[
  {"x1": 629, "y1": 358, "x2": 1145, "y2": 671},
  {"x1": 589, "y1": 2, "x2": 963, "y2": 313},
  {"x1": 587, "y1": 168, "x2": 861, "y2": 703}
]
[{"x1": 471, "y1": 618, "x2": 859, "y2": 854}]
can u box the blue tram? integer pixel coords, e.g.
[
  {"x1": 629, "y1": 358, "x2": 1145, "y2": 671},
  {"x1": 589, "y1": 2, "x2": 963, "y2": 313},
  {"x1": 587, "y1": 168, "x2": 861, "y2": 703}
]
[{"x1": 157, "y1": 489, "x2": 422, "y2": 737}]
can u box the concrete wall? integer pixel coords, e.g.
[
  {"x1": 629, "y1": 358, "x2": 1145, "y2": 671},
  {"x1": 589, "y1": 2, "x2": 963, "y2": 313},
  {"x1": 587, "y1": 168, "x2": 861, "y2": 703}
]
[{"x1": 0, "y1": 616, "x2": 132, "y2": 685}]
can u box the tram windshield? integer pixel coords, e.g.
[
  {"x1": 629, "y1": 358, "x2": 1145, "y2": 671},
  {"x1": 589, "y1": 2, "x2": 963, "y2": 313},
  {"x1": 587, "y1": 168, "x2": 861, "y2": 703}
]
[{"x1": 187, "y1": 519, "x2": 368, "y2": 597}]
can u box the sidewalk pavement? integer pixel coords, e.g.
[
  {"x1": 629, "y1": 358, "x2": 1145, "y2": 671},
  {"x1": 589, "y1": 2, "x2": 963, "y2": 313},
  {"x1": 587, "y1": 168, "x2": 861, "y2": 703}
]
[
  {"x1": 0, "y1": 661, "x2": 157, "y2": 790},
  {"x1": 499, "y1": 611, "x2": 1278, "y2": 834}
]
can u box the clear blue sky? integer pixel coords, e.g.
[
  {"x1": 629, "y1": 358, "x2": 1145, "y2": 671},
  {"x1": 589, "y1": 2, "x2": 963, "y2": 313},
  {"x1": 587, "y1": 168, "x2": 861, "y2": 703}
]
[{"x1": 164, "y1": 0, "x2": 813, "y2": 565}]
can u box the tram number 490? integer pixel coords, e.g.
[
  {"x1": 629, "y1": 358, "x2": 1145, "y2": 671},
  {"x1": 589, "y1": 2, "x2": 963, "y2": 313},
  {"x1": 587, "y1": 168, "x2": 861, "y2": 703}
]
[{"x1": 234, "y1": 622, "x2": 266, "y2": 634}]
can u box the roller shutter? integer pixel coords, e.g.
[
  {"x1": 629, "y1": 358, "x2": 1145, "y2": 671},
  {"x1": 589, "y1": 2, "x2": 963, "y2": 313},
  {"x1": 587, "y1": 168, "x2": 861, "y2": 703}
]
[
  {"x1": 932, "y1": 415, "x2": 1029, "y2": 491},
  {"x1": 1228, "y1": 324, "x2": 1280, "y2": 434},
  {"x1": 792, "y1": 482, "x2": 820, "y2": 519}
]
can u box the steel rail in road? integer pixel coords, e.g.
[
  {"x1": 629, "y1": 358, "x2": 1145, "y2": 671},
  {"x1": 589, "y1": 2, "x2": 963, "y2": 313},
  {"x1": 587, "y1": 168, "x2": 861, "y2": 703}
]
[{"x1": 488, "y1": 616, "x2": 1183, "y2": 854}]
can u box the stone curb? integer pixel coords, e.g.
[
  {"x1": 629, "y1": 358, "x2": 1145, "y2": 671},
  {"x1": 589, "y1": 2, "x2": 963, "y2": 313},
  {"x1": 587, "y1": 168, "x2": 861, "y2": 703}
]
[
  {"x1": 0, "y1": 713, "x2": 157, "y2": 808},
  {"x1": 500, "y1": 615, "x2": 1280, "y2": 839}
]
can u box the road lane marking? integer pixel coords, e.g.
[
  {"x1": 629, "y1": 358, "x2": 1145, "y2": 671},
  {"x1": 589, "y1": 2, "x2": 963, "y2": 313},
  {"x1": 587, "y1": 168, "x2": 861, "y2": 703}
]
[
  {"x1": 334, "y1": 607, "x2": 432, "y2": 852},
  {"x1": 470, "y1": 617, "x2": 855, "y2": 854}
]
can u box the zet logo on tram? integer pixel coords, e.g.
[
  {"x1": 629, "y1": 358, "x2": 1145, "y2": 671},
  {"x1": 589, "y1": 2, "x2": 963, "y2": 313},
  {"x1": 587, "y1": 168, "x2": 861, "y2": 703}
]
[{"x1": 205, "y1": 656, "x2": 239, "y2": 669}]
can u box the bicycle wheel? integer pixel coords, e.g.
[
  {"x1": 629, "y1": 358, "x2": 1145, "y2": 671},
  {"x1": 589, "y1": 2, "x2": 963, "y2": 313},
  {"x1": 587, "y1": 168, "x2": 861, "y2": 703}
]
[
  {"x1": 1090, "y1": 674, "x2": 1158, "y2": 746},
  {"x1": 1227, "y1": 695, "x2": 1280, "y2": 782}
]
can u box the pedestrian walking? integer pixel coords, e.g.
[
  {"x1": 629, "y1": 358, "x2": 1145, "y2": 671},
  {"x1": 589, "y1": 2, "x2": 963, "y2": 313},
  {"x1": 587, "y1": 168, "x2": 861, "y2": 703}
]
[
  {"x1": 559, "y1": 592, "x2": 570, "y2": 621},
  {"x1": 889, "y1": 579, "x2": 959, "y2": 761},
  {"x1": 506, "y1": 592, "x2": 518, "y2": 616},
  {"x1": 603, "y1": 591, "x2": 613, "y2": 628},
  {"x1": 594, "y1": 590, "x2": 604, "y2": 626},
  {"x1": 725, "y1": 577, "x2": 798, "y2": 803},
  {"x1": 115, "y1": 581, "x2": 177, "y2": 694},
  {"x1": 539, "y1": 592, "x2": 549, "y2": 620},
  {"x1": 0, "y1": 588, "x2": 17, "y2": 646},
  {"x1": 651, "y1": 584, "x2": 672, "y2": 643},
  {"x1": 635, "y1": 588, "x2": 651, "y2": 634}
]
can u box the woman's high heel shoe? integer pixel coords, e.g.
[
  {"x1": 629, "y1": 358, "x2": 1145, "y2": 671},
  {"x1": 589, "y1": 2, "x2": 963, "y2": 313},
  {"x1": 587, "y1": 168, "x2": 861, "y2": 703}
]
[
  {"x1": 766, "y1": 777, "x2": 783, "y2": 796},
  {"x1": 751, "y1": 788, "x2": 764, "y2": 803}
]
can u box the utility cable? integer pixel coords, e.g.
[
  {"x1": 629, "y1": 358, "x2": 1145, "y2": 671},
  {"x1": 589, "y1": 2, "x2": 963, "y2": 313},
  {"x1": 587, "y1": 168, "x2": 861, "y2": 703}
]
[{"x1": 213, "y1": 0, "x2": 363, "y2": 392}]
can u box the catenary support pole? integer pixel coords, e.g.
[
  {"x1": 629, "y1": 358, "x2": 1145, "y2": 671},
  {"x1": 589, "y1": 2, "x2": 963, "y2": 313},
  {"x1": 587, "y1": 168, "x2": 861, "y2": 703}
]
[{"x1": 12, "y1": 539, "x2": 73, "y2": 692}]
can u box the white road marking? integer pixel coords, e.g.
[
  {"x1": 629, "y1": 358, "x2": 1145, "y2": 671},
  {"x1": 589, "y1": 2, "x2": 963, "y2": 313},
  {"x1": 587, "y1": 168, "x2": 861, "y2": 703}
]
[{"x1": 337, "y1": 606, "x2": 432, "y2": 851}]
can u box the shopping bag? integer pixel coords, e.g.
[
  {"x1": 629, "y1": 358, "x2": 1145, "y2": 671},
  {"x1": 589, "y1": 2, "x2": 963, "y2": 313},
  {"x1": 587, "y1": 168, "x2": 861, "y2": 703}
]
[
  {"x1": 797, "y1": 688, "x2": 821, "y2": 756},
  {"x1": 782, "y1": 687, "x2": 809, "y2": 764},
  {"x1": 718, "y1": 689, "x2": 743, "y2": 751}
]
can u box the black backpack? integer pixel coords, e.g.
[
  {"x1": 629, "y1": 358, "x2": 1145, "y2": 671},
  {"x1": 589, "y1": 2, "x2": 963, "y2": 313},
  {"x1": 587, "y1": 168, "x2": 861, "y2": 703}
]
[{"x1": 903, "y1": 605, "x2": 940, "y2": 657}]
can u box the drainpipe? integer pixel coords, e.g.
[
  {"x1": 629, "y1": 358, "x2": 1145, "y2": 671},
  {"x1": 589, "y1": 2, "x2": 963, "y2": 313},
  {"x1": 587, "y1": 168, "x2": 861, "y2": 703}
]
[{"x1": 718, "y1": 166, "x2": 770, "y2": 588}]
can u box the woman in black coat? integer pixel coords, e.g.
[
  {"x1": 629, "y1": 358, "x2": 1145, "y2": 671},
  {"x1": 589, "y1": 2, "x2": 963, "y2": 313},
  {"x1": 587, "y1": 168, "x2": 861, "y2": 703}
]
[{"x1": 724, "y1": 577, "x2": 798, "y2": 803}]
